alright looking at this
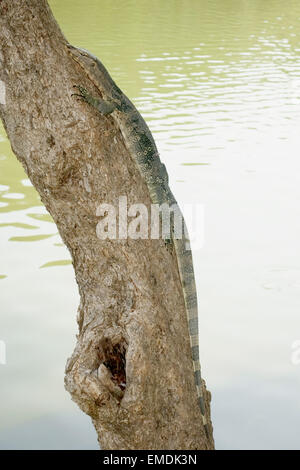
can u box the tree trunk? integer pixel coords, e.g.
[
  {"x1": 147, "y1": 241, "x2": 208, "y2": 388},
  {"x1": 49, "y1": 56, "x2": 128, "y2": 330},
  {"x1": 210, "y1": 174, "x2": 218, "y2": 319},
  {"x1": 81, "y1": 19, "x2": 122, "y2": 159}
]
[{"x1": 0, "y1": 0, "x2": 214, "y2": 450}]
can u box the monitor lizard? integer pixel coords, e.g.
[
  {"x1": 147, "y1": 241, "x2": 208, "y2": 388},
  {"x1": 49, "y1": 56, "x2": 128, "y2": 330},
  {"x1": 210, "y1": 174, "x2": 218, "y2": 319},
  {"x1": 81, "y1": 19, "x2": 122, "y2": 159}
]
[{"x1": 67, "y1": 44, "x2": 208, "y2": 438}]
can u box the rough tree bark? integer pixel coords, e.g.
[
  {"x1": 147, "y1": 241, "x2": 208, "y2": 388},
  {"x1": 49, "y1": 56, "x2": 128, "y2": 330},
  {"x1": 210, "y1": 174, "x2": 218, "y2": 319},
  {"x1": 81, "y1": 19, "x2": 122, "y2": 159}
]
[{"x1": 0, "y1": 0, "x2": 214, "y2": 450}]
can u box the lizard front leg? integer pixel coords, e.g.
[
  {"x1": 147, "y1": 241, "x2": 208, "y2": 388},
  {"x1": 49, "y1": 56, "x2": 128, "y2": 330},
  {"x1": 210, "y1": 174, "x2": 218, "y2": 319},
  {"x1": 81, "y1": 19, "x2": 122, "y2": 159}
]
[{"x1": 72, "y1": 85, "x2": 117, "y2": 116}]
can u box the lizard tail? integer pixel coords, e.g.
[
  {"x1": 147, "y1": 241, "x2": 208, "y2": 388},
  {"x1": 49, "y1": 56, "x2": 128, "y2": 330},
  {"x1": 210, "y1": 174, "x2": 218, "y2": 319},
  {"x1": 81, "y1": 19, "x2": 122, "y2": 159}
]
[{"x1": 173, "y1": 233, "x2": 209, "y2": 438}]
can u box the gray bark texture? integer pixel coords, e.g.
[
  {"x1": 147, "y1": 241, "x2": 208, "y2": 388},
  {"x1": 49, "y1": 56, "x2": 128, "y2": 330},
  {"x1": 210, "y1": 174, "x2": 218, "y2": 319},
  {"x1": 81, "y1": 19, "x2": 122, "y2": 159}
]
[{"x1": 0, "y1": 0, "x2": 214, "y2": 450}]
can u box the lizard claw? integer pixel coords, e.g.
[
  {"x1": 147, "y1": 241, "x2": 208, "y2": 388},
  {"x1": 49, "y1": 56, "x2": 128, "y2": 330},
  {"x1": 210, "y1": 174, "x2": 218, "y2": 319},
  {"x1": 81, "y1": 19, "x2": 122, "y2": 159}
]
[
  {"x1": 71, "y1": 93, "x2": 83, "y2": 98},
  {"x1": 71, "y1": 85, "x2": 116, "y2": 115},
  {"x1": 71, "y1": 85, "x2": 88, "y2": 101}
]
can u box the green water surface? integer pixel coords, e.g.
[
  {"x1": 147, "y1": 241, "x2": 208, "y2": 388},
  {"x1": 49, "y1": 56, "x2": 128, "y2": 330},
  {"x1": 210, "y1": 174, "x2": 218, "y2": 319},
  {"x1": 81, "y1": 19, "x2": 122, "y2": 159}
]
[{"x1": 0, "y1": 0, "x2": 300, "y2": 450}]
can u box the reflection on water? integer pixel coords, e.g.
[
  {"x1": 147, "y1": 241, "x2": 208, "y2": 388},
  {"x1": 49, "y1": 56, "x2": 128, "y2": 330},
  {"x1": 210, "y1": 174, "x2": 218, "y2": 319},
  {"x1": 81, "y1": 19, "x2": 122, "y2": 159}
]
[
  {"x1": 1, "y1": 0, "x2": 300, "y2": 450},
  {"x1": 0, "y1": 148, "x2": 40, "y2": 214},
  {"x1": 9, "y1": 234, "x2": 55, "y2": 243},
  {"x1": 40, "y1": 260, "x2": 72, "y2": 269},
  {"x1": 27, "y1": 213, "x2": 54, "y2": 223},
  {"x1": 0, "y1": 223, "x2": 38, "y2": 230}
]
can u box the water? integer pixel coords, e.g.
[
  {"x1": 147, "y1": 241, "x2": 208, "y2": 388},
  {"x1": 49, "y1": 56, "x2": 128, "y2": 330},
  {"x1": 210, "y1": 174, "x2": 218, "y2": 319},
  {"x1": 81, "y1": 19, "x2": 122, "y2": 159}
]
[{"x1": 0, "y1": 0, "x2": 300, "y2": 449}]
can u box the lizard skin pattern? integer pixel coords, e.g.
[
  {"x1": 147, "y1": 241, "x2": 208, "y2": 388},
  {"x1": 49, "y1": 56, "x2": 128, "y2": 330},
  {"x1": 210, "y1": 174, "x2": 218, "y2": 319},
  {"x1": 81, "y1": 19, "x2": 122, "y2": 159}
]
[{"x1": 67, "y1": 44, "x2": 208, "y2": 437}]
